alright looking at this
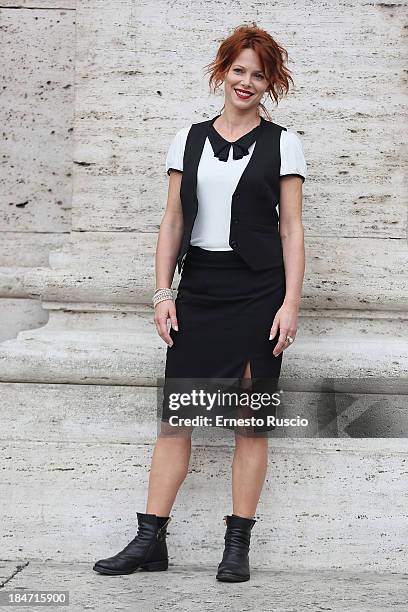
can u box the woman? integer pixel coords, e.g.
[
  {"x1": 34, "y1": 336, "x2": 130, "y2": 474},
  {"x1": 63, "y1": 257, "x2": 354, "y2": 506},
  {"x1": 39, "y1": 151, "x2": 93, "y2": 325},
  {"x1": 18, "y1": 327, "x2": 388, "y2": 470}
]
[{"x1": 93, "y1": 23, "x2": 306, "y2": 582}]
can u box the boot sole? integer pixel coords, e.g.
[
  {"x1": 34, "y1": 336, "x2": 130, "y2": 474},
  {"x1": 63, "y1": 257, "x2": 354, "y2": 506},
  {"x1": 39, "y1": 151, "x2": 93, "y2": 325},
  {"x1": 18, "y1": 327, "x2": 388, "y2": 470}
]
[
  {"x1": 93, "y1": 560, "x2": 168, "y2": 575},
  {"x1": 216, "y1": 573, "x2": 250, "y2": 582}
]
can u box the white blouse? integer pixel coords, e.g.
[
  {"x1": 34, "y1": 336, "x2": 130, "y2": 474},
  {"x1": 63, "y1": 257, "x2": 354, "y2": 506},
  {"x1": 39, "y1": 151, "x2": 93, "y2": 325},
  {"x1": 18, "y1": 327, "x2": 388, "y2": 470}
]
[{"x1": 165, "y1": 123, "x2": 307, "y2": 251}]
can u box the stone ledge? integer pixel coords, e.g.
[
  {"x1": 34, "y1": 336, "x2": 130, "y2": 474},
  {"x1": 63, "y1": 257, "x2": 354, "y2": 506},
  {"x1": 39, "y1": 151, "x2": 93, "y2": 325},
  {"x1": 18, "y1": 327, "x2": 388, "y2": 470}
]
[
  {"x1": 0, "y1": 232, "x2": 407, "y2": 308},
  {"x1": 1, "y1": 382, "x2": 407, "y2": 444},
  {"x1": 1, "y1": 441, "x2": 407, "y2": 571},
  {"x1": 0, "y1": 308, "x2": 406, "y2": 384}
]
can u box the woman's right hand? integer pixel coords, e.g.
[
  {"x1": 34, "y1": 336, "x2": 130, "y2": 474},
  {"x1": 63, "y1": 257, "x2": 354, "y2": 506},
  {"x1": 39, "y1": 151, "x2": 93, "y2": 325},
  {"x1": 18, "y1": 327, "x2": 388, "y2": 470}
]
[{"x1": 154, "y1": 299, "x2": 179, "y2": 347}]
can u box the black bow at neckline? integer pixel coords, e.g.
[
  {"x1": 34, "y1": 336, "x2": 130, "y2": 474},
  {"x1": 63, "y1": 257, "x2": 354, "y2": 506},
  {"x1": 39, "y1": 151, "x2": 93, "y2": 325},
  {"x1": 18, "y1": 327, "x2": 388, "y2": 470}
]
[{"x1": 207, "y1": 116, "x2": 263, "y2": 162}]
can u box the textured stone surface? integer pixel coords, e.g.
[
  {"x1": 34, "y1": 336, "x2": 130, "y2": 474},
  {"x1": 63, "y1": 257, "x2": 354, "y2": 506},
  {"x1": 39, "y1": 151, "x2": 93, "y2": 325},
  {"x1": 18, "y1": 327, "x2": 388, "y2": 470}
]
[
  {"x1": 0, "y1": 232, "x2": 407, "y2": 308},
  {"x1": 1, "y1": 1, "x2": 407, "y2": 588},
  {"x1": 0, "y1": 299, "x2": 48, "y2": 342},
  {"x1": 1, "y1": 563, "x2": 408, "y2": 612},
  {"x1": 0, "y1": 308, "x2": 407, "y2": 383},
  {"x1": 0, "y1": 233, "x2": 68, "y2": 268},
  {"x1": 1, "y1": 383, "x2": 407, "y2": 570},
  {"x1": 2, "y1": 383, "x2": 408, "y2": 445},
  {"x1": 0, "y1": 4, "x2": 74, "y2": 337},
  {"x1": 0, "y1": 561, "x2": 20, "y2": 585},
  {"x1": 1, "y1": 437, "x2": 407, "y2": 570},
  {"x1": 0, "y1": 6, "x2": 75, "y2": 232}
]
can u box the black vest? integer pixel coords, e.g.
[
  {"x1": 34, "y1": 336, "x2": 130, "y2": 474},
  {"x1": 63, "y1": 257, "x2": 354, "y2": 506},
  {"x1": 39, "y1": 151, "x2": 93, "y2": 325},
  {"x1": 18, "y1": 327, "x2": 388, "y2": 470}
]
[{"x1": 176, "y1": 114, "x2": 287, "y2": 274}]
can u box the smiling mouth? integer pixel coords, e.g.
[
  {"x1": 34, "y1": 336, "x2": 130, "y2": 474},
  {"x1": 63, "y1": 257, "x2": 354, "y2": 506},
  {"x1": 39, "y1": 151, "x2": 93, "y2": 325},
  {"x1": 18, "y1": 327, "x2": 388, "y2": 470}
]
[{"x1": 234, "y1": 88, "x2": 254, "y2": 99}]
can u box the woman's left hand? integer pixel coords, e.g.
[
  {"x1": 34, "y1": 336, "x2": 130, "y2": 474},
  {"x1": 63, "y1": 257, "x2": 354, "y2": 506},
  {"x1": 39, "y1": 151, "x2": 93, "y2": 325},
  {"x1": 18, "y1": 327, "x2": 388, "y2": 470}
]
[{"x1": 269, "y1": 301, "x2": 299, "y2": 357}]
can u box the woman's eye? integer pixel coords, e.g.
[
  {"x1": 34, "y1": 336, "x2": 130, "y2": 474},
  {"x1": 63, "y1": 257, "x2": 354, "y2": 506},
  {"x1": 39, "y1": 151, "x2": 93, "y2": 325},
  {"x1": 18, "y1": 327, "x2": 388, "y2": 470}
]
[{"x1": 233, "y1": 68, "x2": 263, "y2": 79}]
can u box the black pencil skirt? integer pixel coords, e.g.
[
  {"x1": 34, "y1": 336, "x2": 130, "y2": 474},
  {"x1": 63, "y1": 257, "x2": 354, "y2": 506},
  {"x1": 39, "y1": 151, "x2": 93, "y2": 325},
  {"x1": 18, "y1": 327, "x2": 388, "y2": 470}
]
[{"x1": 160, "y1": 245, "x2": 286, "y2": 435}]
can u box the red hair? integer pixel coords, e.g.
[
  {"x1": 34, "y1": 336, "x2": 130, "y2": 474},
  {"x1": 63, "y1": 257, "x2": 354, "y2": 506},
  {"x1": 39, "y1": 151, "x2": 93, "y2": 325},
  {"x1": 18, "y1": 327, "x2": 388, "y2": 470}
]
[{"x1": 203, "y1": 23, "x2": 294, "y2": 120}]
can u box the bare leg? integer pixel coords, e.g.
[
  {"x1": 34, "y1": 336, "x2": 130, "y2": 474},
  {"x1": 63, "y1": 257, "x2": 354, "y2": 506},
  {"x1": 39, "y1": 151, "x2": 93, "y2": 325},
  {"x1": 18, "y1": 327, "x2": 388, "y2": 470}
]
[
  {"x1": 231, "y1": 361, "x2": 268, "y2": 519},
  {"x1": 146, "y1": 424, "x2": 193, "y2": 516}
]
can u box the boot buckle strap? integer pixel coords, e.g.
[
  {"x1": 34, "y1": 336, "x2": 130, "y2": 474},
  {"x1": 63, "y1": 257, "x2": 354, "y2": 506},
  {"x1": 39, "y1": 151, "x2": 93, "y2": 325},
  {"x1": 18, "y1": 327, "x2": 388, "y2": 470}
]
[{"x1": 156, "y1": 516, "x2": 172, "y2": 540}]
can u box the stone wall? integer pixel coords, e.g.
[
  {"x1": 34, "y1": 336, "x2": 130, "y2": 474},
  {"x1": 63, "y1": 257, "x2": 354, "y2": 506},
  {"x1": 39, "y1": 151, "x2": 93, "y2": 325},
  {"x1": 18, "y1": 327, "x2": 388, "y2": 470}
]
[{"x1": 0, "y1": 0, "x2": 407, "y2": 568}]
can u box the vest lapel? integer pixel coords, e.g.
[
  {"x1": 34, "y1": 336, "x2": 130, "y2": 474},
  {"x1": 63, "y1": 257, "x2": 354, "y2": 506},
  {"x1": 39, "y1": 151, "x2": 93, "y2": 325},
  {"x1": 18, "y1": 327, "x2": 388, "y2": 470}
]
[
  {"x1": 230, "y1": 116, "x2": 266, "y2": 199},
  {"x1": 180, "y1": 115, "x2": 267, "y2": 219}
]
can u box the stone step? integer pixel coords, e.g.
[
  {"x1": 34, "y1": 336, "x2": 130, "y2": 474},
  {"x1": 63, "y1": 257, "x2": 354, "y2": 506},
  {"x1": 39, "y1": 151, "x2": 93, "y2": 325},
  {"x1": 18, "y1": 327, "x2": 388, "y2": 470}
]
[
  {"x1": 0, "y1": 309, "x2": 406, "y2": 385},
  {"x1": 1, "y1": 383, "x2": 407, "y2": 571},
  {"x1": 0, "y1": 298, "x2": 48, "y2": 343},
  {"x1": 1, "y1": 383, "x2": 408, "y2": 443}
]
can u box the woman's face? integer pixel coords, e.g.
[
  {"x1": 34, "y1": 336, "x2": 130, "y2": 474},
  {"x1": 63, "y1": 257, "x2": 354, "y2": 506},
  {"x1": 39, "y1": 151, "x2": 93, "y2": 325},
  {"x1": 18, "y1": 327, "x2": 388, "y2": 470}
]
[{"x1": 223, "y1": 48, "x2": 269, "y2": 112}]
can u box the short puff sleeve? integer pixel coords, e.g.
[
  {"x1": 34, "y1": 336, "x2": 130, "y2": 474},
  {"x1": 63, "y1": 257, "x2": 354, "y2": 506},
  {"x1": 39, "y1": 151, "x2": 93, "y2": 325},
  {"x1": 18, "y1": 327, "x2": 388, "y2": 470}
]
[
  {"x1": 280, "y1": 130, "x2": 307, "y2": 183},
  {"x1": 165, "y1": 126, "x2": 190, "y2": 176}
]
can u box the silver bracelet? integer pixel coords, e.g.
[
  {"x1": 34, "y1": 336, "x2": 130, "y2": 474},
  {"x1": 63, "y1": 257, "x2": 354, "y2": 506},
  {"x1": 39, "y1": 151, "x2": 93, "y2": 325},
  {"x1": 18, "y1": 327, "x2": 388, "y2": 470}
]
[
  {"x1": 154, "y1": 287, "x2": 169, "y2": 294},
  {"x1": 153, "y1": 287, "x2": 174, "y2": 308}
]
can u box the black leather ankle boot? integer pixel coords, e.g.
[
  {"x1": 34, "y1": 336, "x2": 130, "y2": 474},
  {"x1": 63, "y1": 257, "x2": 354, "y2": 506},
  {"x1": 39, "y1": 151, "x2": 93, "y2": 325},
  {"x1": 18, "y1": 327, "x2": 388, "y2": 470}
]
[
  {"x1": 93, "y1": 512, "x2": 171, "y2": 575},
  {"x1": 216, "y1": 514, "x2": 256, "y2": 582}
]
